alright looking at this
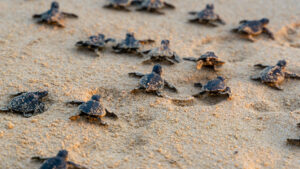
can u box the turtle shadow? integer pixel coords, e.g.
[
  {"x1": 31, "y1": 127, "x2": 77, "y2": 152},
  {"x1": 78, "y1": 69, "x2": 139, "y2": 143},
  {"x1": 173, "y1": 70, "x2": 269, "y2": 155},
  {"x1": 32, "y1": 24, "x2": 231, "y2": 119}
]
[
  {"x1": 73, "y1": 48, "x2": 102, "y2": 57},
  {"x1": 196, "y1": 95, "x2": 229, "y2": 105}
]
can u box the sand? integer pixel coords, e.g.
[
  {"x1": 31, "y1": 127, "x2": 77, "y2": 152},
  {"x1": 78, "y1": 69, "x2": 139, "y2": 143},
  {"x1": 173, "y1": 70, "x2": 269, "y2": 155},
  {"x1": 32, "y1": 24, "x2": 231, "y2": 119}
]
[{"x1": 0, "y1": 0, "x2": 300, "y2": 168}]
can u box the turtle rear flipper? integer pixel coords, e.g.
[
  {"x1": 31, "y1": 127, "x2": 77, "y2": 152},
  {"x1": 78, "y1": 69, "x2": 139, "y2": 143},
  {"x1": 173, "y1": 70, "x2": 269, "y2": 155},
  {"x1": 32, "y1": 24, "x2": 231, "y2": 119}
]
[
  {"x1": 164, "y1": 80, "x2": 178, "y2": 92},
  {"x1": 163, "y1": 2, "x2": 175, "y2": 9},
  {"x1": 69, "y1": 115, "x2": 81, "y2": 121},
  {"x1": 0, "y1": 107, "x2": 10, "y2": 112},
  {"x1": 250, "y1": 74, "x2": 261, "y2": 81},
  {"x1": 173, "y1": 53, "x2": 181, "y2": 63},
  {"x1": 33, "y1": 14, "x2": 42, "y2": 18},
  {"x1": 263, "y1": 27, "x2": 275, "y2": 40},
  {"x1": 220, "y1": 87, "x2": 232, "y2": 98},
  {"x1": 105, "y1": 109, "x2": 118, "y2": 119},
  {"x1": 139, "y1": 39, "x2": 155, "y2": 45},
  {"x1": 285, "y1": 72, "x2": 300, "y2": 79},
  {"x1": 61, "y1": 12, "x2": 78, "y2": 18},
  {"x1": 188, "y1": 11, "x2": 197, "y2": 15},
  {"x1": 194, "y1": 83, "x2": 203, "y2": 88},
  {"x1": 287, "y1": 138, "x2": 300, "y2": 146},
  {"x1": 128, "y1": 72, "x2": 145, "y2": 78},
  {"x1": 66, "y1": 101, "x2": 85, "y2": 105},
  {"x1": 193, "y1": 91, "x2": 206, "y2": 97},
  {"x1": 216, "y1": 16, "x2": 226, "y2": 25},
  {"x1": 254, "y1": 64, "x2": 270, "y2": 69}
]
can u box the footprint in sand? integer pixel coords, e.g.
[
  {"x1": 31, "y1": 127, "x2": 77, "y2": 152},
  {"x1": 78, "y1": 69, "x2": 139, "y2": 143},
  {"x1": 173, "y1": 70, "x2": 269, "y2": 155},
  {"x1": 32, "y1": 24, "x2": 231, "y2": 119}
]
[{"x1": 278, "y1": 22, "x2": 300, "y2": 48}]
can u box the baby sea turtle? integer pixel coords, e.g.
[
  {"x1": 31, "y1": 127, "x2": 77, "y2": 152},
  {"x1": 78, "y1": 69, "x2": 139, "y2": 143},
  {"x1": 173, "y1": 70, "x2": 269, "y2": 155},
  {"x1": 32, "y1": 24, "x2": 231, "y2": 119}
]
[
  {"x1": 183, "y1": 51, "x2": 225, "y2": 70},
  {"x1": 112, "y1": 33, "x2": 154, "y2": 54},
  {"x1": 76, "y1": 34, "x2": 115, "y2": 55},
  {"x1": 250, "y1": 60, "x2": 300, "y2": 90},
  {"x1": 136, "y1": 0, "x2": 175, "y2": 15},
  {"x1": 67, "y1": 95, "x2": 118, "y2": 126},
  {"x1": 0, "y1": 91, "x2": 48, "y2": 118},
  {"x1": 188, "y1": 4, "x2": 225, "y2": 26},
  {"x1": 286, "y1": 123, "x2": 300, "y2": 146},
  {"x1": 33, "y1": 1, "x2": 78, "y2": 27},
  {"x1": 193, "y1": 76, "x2": 231, "y2": 98},
  {"x1": 140, "y1": 40, "x2": 181, "y2": 64},
  {"x1": 129, "y1": 64, "x2": 178, "y2": 97},
  {"x1": 231, "y1": 18, "x2": 274, "y2": 42},
  {"x1": 103, "y1": 0, "x2": 141, "y2": 11},
  {"x1": 31, "y1": 150, "x2": 88, "y2": 169}
]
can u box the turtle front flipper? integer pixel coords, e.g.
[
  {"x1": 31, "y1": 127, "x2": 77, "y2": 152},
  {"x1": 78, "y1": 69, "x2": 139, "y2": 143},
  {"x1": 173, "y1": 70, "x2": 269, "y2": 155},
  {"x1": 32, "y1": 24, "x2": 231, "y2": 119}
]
[
  {"x1": 268, "y1": 83, "x2": 283, "y2": 90},
  {"x1": 67, "y1": 161, "x2": 88, "y2": 169},
  {"x1": 31, "y1": 156, "x2": 50, "y2": 162},
  {"x1": 247, "y1": 34, "x2": 256, "y2": 42},
  {"x1": 173, "y1": 53, "x2": 181, "y2": 63},
  {"x1": 10, "y1": 92, "x2": 26, "y2": 97},
  {"x1": 164, "y1": 80, "x2": 178, "y2": 92},
  {"x1": 33, "y1": 102, "x2": 46, "y2": 115},
  {"x1": 142, "y1": 58, "x2": 153, "y2": 64},
  {"x1": 285, "y1": 72, "x2": 300, "y2": 79},
  {"x1": 69, "y1": 115, "x2": 81, "y2": 121},
  {"x1": 194, "y1": 83, "x2": 203, "y2": 88},
  {"x1": 183, "y1": 57, "x2": 198, "y2": 62},
  {"x1": 128, "y1": 72, "x2": 145, "y2": 78},
  {"x1": 96, "y1": 117, "x2": 108, "y2": 126},
  {"x1": 250, "y1": 74, "x2": 261, "y2": 81},
  {"x1": 239, "y1": 20, "x2": 248, "y2": 24},
  {"x1": 254, "y1": 64, "x2": 270, "y2": 69},
  {"x1": 105, "y1": 109, "x2": 118, "y2": 119},
  {"x1": 287, "y1": 138, "x2": 300, "y2": 146},
  {"x1": 23, "y1": 112, "x2": 34, "y2": 118},
  {"x1": 263, "y1": 27, "x2": 275, "y2": 40},
  {"x1": 163, "y1": 2, "x2": 175, "y2": 9},
  {"x1": 105, "y1": 38, "x2": 116, "y2": 43},
  {"x1": 66, "y1": 101, "x2": 85, "y2": 105},
  {"x1": 61, "y1": 12, "x2": 78, "y2": 18},
  {"x1": 216, "y1": 15, "x2": 226, "y2": 25},
  {"x1": 0, "y1": 107, "x2": 10, "y2": 112},
  {"x1": 33, "y1": 14, "x2": 42, "y2": 18},
  {"x1": 188, "y1": 11, "x2": 197, "y2": 15},
  {"x1": 131, "y1": 87, "x2": 144, "y2": 94}
]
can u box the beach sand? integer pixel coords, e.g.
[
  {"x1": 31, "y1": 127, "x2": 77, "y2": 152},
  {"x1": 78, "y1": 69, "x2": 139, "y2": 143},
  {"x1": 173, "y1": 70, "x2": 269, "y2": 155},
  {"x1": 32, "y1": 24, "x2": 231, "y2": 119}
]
[{"x1": 0, "y1": 0, "x2": 300, "y2": 168}]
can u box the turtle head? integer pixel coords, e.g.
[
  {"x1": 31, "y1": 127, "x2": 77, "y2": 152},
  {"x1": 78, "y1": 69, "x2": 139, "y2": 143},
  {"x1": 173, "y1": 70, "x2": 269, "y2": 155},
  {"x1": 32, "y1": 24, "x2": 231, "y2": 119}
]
[
  {"x1": 51, "y1": 1, "x2": 59, "y2": 9},
  {"x1": 36, "y1": 91, "x2": 48, "y2": 98},
  {"x1": 276, "y1": 60, "x2": 287, "y2": 68},
  {"x1": 217, "y1": 76, "x2": 225, "y2": 81},
  {"x1": 57, "y1": 150, "x2": 68, "y2": 160},
  {"x1": 260, "y1": 18, "x2": 269, "y2": 25},
  {"x1": 126, "y1": 33, "x2": 134, "y2": 39},
  {"x1": 152, "y1": 64, "x2": 163, "y2": 75},
  {"x1": 98, "y1": 34, "x2": 105, "y2": 40},
  {"x1": 161, "y1": 40, "x2": 170, "y2": 50},
  {"x1": 206, "y1": 4, "x2": 214, "y2": 10},
  {"x1": 91, "y1": 95, "x2": 101, "y2": 101}
]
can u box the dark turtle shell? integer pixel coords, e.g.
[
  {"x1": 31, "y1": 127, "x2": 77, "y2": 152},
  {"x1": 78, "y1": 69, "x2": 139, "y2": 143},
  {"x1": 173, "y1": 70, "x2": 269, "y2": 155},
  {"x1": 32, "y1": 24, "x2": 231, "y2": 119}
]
[
  {"x1": 194, "y1": 4, "x2": 218, "y2": 20},
  {"x1": 203, "y1": 77, "x2": 226, "y2": 91},
  {"x1": 8, "y1": 91, "x2": 48, "y2": 113},
  {"x1": 139, "y1": 73, "x2": 164, "y2": 92},
  {"x1": 199, "y1": 51, "x2": 219, "y2": 60},
  {"x1": 259, "y1": 66, "x2": 285, "y2": 83},
  {"x1": 139, "y1": 0, "x2": 164, "y2": 9},
  {"x1": 113, "y1": 33, "x2": 141, "y2": 52},
  {"x1": 235, "y1": 18, "x2": 269, "y2": 35},
  {"x1": 76, "y1": 34, "x2": 113, "y2": 50},
  {"x1": 40, "y1": 157, "x2": 66, "y2": 169},
  {"x1": 78, "y1": 99, "x2": 106, "y2": 117},
  {"x1": 143, "y1": 40, "x2": 180, "y2": 62}
]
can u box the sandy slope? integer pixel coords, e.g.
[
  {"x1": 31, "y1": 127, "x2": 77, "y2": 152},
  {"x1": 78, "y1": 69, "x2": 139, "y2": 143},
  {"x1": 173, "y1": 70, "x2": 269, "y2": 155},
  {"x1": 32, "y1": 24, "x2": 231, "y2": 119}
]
[{"x1": 0, "y1": 0, "x2": 300, "y2": 168}]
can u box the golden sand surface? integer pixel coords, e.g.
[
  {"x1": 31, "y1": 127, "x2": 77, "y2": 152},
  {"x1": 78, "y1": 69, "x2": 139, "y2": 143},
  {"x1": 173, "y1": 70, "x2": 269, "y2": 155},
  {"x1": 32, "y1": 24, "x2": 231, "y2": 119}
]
[{"x1": 0, "y1": 0, "x2": 299, "y2": 168}]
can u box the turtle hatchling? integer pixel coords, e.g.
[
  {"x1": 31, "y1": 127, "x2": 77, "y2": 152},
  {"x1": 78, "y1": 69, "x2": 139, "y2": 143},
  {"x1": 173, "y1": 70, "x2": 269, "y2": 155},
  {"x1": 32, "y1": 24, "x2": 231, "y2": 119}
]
[
  {"x1": 103, "y1": 0, "x2": 141, "y2": 11},
  {"x1": 232, "y1": 18, "x2": 274, "y2": 42},
  {"x1": 0, "y1": 91, "x2": 49, "y2": 118},
  {"x1": 129, "y1": 64, "x2": 178, "y2": 97},
  {"x1": 188, "y1": 4, "x2": 225, "y2": 26},
  {"x1": 136, "y1": 0, "x2": 175, "y2": 15},
  {"x1": 33, "y1": 1, "x2": 78, "y2": 27},
  {"x1": 140, "y1": 40, "x2": 181, "y2": 65},
  {"x1": 112, "y1": 33, "x2": 154, "y2": 54},
  {"x1": 67, "y1": 95, "x2": 118, "y2": 126},
  {"x1": 286, "y1": 123, "x2": 300, "y2": 146},
  {"x1": 183, "y1": 51, "x2": 225, "y2": 70},
  {"x1": 76, "y1": 34, "x2": 115, "y2": 55},
  {"x1": 251, "y1": 60, "x2": 300, "y2": 90},
  {"x1": 193, "y1": 76, "x2": 231, "y2": 98},
  {"x1": 31, "y1": 150, "x2": 88, "y2": 169}
]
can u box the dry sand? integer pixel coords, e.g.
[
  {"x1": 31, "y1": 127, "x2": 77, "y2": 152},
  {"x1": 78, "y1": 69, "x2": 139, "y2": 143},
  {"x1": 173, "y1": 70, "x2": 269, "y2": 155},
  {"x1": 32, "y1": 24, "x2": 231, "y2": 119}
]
[{"x1": 0, "y1": 0, "x2": 300, "y2": 168}]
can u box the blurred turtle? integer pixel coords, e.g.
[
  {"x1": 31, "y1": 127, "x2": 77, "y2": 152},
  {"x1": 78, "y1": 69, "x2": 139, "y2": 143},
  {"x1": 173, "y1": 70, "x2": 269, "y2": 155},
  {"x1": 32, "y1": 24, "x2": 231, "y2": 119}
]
[
  {"x1": 251, "y1": 60, "x2": 300, "y2": 90},
  {"x1": 129, "y1": 64, "x2": 177, "y2": 97},
  {"x1": 0, "y1": 91, "x2": 49, "y2": 118},
  {"x1": 136, "y1": 0, "x2": 175, "y2": 15},
  {"x1": 140, "y1": 40, "x2": 181, "y2": 64},
  {"x1": 193, "y1": 76, "x2": 231, "y2": 98},
  {"x1": 67, "y1": 95, "x2": 118, "y2": 126},
  {"x1": 33, "y1": 1, "x2": 78, "y2": 27},
  {"x1": 232, "y1": 18, "x2": 274, "y2": 42},
  {"x1": 103, "y1": 0, "x2": 140, "y2": 11},
  {"x1": 31, "y1": 150, "x2": 88, "y2": 169},
  {"x1": 286, "y1": 123, "x2": 300, "y2": 146},
  {"x1": 183, "y1": 51, "x2": 225, "y2": 70},
  {"x1": 76, "y1": 34, "x2": 115, "y2": 55},
  {"x1": 188, "y1": 4, "x2": 225, "y2": 26},
  {"x1": 112, "y1": 33, "x2": 154, "y2": 54}
]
